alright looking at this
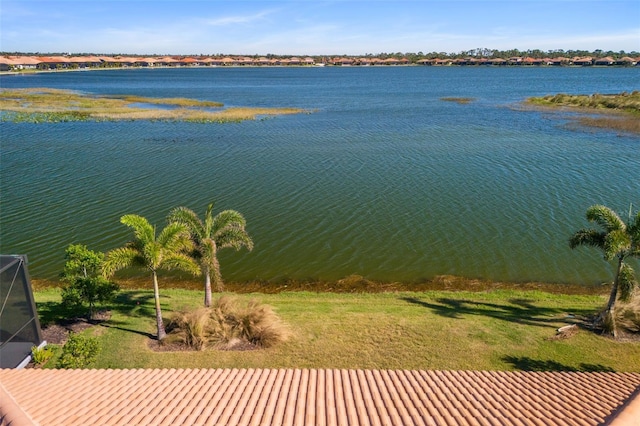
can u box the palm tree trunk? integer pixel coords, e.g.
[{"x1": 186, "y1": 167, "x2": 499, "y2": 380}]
[
  {"x1": 212, "y1": 256, "x2": 224, "y2": 293},
  {"x1": 152, "y1": 271, "x2": 166, "y2": 340},
  {"x1": 204, "y1": 267, "x2": 212, "y2": 308},
  {"x1": 602, "y1": 257, "x2": 623, "y2": 337}
]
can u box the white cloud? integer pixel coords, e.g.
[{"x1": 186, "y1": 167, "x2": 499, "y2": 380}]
[{"x1": 202, "y1": 10, "x2": 274, "y2": 26}]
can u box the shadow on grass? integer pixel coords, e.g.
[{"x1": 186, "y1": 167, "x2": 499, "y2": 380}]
[
  {"x1": 502, "y1": 355, "x2": 615, "y2": 372},
  {"x1": 36, "y1": 301, "x2": 87, "y2": 327},
  {"x1": 400, "y1": 296, "x2": 593, "y2": 329},
  {"x1": 113, "y1": 292, "x2": 156, "y2": 318},
  {"x1": 36, "y1": 291, "x2": 166, "y2": 342},
  {"x1": 98, "y1": 322, "x2": 155, "y2": 340}
]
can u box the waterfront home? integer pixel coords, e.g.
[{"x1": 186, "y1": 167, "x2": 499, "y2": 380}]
[
  {"x1": 616, "y1": 56, "x2": 638, "y2": 66},
  {"x1": 572, "y1": 57, "x2": 593, "y2": 66},
  {"x1": 595, "y1": 57, "x2": 616, "y2": 66}
]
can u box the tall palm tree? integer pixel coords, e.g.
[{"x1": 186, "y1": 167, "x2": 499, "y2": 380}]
[
  {"x1": 168, "y1": 201, "x2": 253, "y2": 307},
  {"x1": 103, "y1": 214, "x2": 200, "y2": 340},
  {"x1": 570, "y1": 204, "x2": 640, "y2": 336}
]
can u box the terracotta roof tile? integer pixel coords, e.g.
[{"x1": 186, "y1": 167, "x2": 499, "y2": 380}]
[{"x1": 1, "y1": 369, "x2": 639, "y2": 425}]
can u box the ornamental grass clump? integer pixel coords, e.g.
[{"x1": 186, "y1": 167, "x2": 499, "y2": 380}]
[
  {"x1": 167, "y1": 296, "x2": 290, "y2": 350},
  {"x1": 213, "y1": 297, "x2": 290, "y2": 349},
  {"x1": 614, "y1": 298, "x2": 640, "y2": 334},
  {"x1": 167, "y1": 308, "x2": 210, "y2": 350}
]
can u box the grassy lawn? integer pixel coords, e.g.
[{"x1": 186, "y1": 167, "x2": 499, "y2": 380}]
[{"x1": 34, "y1": 288, "x2": 640, "y2": 372}]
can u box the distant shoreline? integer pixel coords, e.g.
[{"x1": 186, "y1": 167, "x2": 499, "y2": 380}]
[
  {"x1": 2, "y1": 52, "x2": 639, "y2": 74},
  {"x1": 32, "y1": 274, "x2": 611, "y2": 296},
  {"x1": 2, "y1": 63, "x2": 639, "y2": 77}
]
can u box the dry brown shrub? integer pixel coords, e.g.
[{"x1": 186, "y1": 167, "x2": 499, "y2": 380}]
[
  {"x1": 210, "y1": 296, "x2": 290, "y2": 348},
  {"x1": 167, "y1": 308, "x2": 211, "y2": 350},
  {"x1": 167, "y1": 296, "x2": 290, "y2": 350},
  {"x1": 615, "y1": 298, "x2": 640, "y2": 334}
]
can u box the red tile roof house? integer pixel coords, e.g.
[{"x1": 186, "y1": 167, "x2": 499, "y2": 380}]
[{"x1": 1, "y1": 368, "x2": 639, "y2": 425}]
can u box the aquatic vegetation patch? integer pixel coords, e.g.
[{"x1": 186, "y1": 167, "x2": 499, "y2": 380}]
[
  {"x1": 527, "y1": 91, "x2": 640, "y2": 114},
  {"x1": 0, "y1": 88, "x2": 306, "y2": 123},
  {"x1": 440, "y1": 97, "x2": 475, "y2": 104},
  {"x1": 524, "y1": 91, "x2": 640, "y2": 134}
]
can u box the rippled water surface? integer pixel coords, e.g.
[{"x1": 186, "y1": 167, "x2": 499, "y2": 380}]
[{"x1": 1, "y1": 67, "x2": 639, "y2": 283}]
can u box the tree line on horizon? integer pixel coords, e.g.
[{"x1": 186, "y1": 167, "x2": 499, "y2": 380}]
[{"x1": 3, "y1": 48, "x2": 639, "y2": 61}]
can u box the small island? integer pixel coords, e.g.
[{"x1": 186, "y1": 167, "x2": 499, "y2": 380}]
[
  {"x1": 0, "y1": 88, "x2": 307, "y2": 123},
  {"x1": 526, "y1": 91, "x2": 640, "y2": 134}
]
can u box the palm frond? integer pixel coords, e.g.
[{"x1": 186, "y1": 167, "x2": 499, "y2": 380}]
[
  {"x1": 199, "y1": 238, "x2": 216, "y2": 263},
  {"x1": 569, "y1": 229, "x2": 605, "y2": 250},
  {"x1": 120, "y1": 214, "x2": 154, "y2": 244},
  {"x1": 103, "y1": 247, "x2": 145, "y2": 277},
  {"x1": 161, "y1": 252, "x2": 201, "y2": 276},
  {"x1": 143, "y1": 242, "x2": 161, "y2": 270},
  {"x1": 618, "y1": 262, "x2": 638, "y2": 302},
  {"x1": 157, "y1": 222, "x2": 192, "y2": 251},
  {"x1": 603, "y1": 230, "x2": 632, "y2": 260},
  {"x1": 216, "y1": 227, "x2": 254, "y2": 251},
  {"x1": 586, "y1": 205, "x2": 626, "y2": 233},
  {"x1": 213, "y1": 210, "x2": 247, "y2": 234},
  {"x1": 204, "y1": 202, "x2": 215, "y2": 237},
  {"x1": 629, "y1": 211, "x2": 640, "y2": 252},
  {"x1": 167, "y1": 206, "x2": 205, "y2": 240}
]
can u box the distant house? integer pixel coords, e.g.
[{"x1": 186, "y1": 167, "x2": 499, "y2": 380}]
[
  {"x1": 0, "y1": 56, "x2": 14, "y2": 71},
  {"x1": 67, "y1": 56, "x2": 102, "y2": 68},
  {"x1": 35, "y1": 56, "x2": 69, "y2": 69},
  {"x1": 594, "y1": 57, "x2": 615, "y2": 66},
  {"x1": 220, "y1": 57, "x2": 236, "y2": 66},
  {"x1": 487, "y1": 58, "x2": 507, "y2": 66},
  {"x1": 433, "y1": 58, "x2": 453, "y2": 66},
  {"x1": 616, "y1": 56, "x2": 637, "y2": 66},
  {"x1": 521, "y1": 57, "x2": 543, "y2": 66},
  {"x1": 572, "y1": 57, "x2": 593, "y2": 66},
  {"x1": 0, "y1": 56, "x2": 41, "y2": 70},
  {"x1": 179, "y1": 57, "x2": 199, "y2": 66},
  {"x1": 332, "y1": 57, "x2": 354, "y2": 66},
  {"x1": 549, "y1": 57, "x2": 570, "y2": 66},
  {"x1": 255, "y1": 57, "x2": 271, "y2": 66},
  {"x1": 135, "y1": 57, "x2": 158, "y2": 67},
  {"x1": 157, "y1": 56, "x2": 178, "y2": 67},
  {"x1": 97, "y1": 56, "x2": 119, "y2": 67}
]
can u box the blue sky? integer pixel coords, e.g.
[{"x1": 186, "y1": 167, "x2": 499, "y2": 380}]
[{"x1": 2, "y1": 1, "x2": 639, "y2": 55}]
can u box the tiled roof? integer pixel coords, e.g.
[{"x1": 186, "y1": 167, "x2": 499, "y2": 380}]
[{"x1": 0, "y1": 369, "x2": 639, "y2": 425}]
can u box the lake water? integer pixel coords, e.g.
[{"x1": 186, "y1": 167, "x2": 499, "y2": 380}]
[{"x1": 1, "y1": 66, "x2": 638, "y2": 284}]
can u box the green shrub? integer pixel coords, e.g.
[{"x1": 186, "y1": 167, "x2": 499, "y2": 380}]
[
  {"x1": 31, "y1": 345, "x2": 54, "y2": 366},
  {"x1": 57, "y1": 333, "x2": 100, "y2": 368},
  {"x1": 60, "y1": 244, "x2": 119, "y2": 319}
]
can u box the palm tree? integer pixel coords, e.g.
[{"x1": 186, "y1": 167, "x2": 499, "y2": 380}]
[
  {"x1": 103, "y1": 214, "x2": 200, "y2": 340},
  {"x1": 168, "y1": 201, "x2": 253, "y2": 307},
  {"x1": 570, "y1": 204, "x2": 640, "y2": 336}
]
